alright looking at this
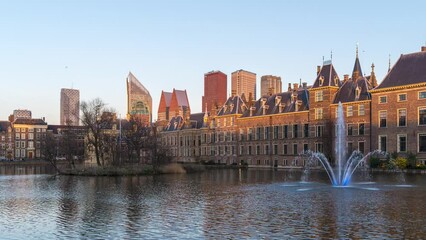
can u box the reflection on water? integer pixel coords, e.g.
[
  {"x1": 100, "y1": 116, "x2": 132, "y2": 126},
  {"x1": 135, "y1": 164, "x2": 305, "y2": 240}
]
[{"x1": 0, "y1": 169, "x2": 426, "y2": 239}]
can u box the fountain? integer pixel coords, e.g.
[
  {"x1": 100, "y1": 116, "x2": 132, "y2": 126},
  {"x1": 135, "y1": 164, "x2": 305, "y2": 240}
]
[{"x1": 304, "y1": 102, "x2": 381, "y2": 186}]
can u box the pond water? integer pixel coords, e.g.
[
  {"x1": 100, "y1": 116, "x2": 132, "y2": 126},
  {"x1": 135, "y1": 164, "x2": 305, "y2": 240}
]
[{"x1": 0, "y1": 168, "x2": 425, "y2": 239}]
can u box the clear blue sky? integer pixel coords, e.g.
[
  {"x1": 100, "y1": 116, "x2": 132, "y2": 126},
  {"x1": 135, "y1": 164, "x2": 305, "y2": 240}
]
[{"x1": 1, "y1": 0, "x2": 425, "y2": 124}]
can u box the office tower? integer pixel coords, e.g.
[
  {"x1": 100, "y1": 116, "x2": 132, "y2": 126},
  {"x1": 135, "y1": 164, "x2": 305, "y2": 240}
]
[
  {"x1": 202, "y1": 71, "x2": 227, "y2": 112},
  {"x1": 127, "y1": 72, "x2": 152, "y2": 124},
  {"x1": 60, "y1": 88, "x2": 80, "y2": 125},
  {"x1": 231, "y1": 69, "x2": 257, "y2": 101},
  {"x1": 260, "y1": 75, "x2": 282, "y2": 96}
]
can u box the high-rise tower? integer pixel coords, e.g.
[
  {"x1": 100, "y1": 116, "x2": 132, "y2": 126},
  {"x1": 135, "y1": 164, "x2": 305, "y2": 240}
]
[
  {"x1": 202, "y1": 71, "x2": 227, "y2": 112},
  {"x1": 60, "y1": 88, "x2": 80, "y2": 125},
  {"x1": 126, "y1": 72, "x2": 152, "y2": 124},
  {"x1": 260, "y1": 75, "x2": 282, "y2": 96},
  {"x1": 231, "y1": 69, "x2": 256, "y2": 101}
]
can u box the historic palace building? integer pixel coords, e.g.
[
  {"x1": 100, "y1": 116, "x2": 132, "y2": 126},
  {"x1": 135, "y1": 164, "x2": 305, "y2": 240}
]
[
  {"x1": 159, "y1": 47, "x2": 426, "y2": 167},
  {"x1": 126, "y1": 72, "x2": 152, "y2": 124}
]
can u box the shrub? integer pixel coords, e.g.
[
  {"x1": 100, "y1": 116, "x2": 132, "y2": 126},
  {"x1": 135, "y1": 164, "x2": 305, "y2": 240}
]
[
  {"x1": 369, "y1": 156, "x2": 381, "y2": 168},
  {"x1": 393, "y1": 157, "x2": 408, "y2": 169}
]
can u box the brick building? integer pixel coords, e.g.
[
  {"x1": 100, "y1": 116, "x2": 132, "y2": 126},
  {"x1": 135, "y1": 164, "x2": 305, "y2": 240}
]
[
  {"x1": 159, "y1": 46, "x2": 426, "y2": 167},
  {"x1": 202, "y1": 71, "x2": 227, "y2": 113}
]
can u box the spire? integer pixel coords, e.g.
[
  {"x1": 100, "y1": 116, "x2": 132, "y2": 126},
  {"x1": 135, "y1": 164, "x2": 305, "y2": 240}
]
[
  {"x1": 388, "y1": 54, "x2": 391, "y2": 72},
  {"x1": 352, "y1": 44, "x2": 363, "y2": 80},
  {"x1": 370, "y1": 63, "x2": 378, "y2": 88}
]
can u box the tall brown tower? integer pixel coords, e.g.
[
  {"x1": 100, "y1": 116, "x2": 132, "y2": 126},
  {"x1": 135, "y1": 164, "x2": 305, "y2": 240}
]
[
  {"x1": 202, "y1": 71, "x2": 227, "y2": 112},
  {"x1": 231, "y1": 69, "x2": 257, "y2": 101}
]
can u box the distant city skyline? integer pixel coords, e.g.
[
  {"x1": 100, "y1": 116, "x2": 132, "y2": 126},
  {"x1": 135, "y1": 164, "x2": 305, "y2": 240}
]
[{"x1": 0, "y1": 1, "x2": 425, "y2": 124}]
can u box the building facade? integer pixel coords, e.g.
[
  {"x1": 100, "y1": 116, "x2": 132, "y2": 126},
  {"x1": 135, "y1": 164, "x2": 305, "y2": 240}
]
[
  {"x1": 231, "y1": 69, "x2": 257, "y2": 101},
  {"x1": 12, "y1": 118, "x2": 48, "y2": 159},
  {"x1": 160, "y1": 47, "x2": 426, "y2": 167},
  {"x1": 60, "y1": 88, "x2": 80, "y2": 126},
  {"x1": 202, "y1": 71, "x2": 228, "y2": 112},
  {"x1": 127, "y1": 72, "x2": 152, "y2": 124},
  {"x1": 260, "y1": 75, "x2": 282, "y2": 97}
]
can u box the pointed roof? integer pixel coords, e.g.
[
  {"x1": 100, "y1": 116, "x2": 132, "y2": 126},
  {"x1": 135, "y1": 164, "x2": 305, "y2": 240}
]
[
  {"x1": 333, "y1": 76, "x2": 371, "y2": 103},
  {"x1": 312, "y1": 63, "x2": 341, "y2": 88},
  {"x1": 127, "y1": 72, "x2": 150, "y2": 96},
  {"x1": 173, "y1": 89, "x2": 190, "y2": 107},
  {"x1": 217, "y1": 95, "x2": 248, "y2": 116},
  {"x1": 352, "y1": 57, "x2": 363, "y2": 78},
  {"x1": 375, "y1": 51, "x2": 426, "y2": 89},
  {"x1": 163, "y1": 92, "x2": 172, "y2": 107}
]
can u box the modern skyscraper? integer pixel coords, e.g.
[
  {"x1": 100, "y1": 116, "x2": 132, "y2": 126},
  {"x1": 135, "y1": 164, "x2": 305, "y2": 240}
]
[
  {"x1": 231, "y1": 69, "x2": 257, "y2": 101},
  {"x1": 202, "y1": 71, "x2": 227, "y2": 112},
  {"x1": 260, "y1": 75, "x2": 282, "y2": 97},
  {"x1": 126, "y1": 72, "x2": 152, "y2": 124},
  {"x1": 60, "y1": 88, "x2": 80, "y2": 125}
]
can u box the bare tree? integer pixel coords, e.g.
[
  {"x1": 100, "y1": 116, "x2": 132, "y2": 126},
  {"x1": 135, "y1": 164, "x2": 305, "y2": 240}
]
[
  {"x1": 41, "y1": 131, "x2": 61, "y2": 173},
  {"x1": 81, "y1": 98, "x2": 116, "y2": 166},
  {"x1": 123, "y1": 116, "x2": 151, "y2": 163}
]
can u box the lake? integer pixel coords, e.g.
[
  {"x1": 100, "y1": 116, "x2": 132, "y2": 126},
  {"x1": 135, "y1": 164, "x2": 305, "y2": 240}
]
[{"x1": 0, "y1": 167, "x2": 425, "y2": 239}]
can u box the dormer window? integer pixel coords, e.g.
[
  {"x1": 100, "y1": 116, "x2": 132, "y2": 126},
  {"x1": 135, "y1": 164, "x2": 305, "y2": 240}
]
[
  {"x1": 261, "y1": 98, "x2": 267, "y2": 106},
  {"x1": 334, "y1": 76, "x2": 339, "y2": 86},
  {"x1": 262, "y1": 105, "x2": 269, "y2": 115},
  {"x1": 275, "y1": 96, "x2": 282, "y2": 105},
  {"x1": 229, "y1": 104, "x2": 234, "y2": 113},
  {"x1": 250, "y1": 107, "x2": 256, "y2": 117},
  {"x1": 355, "y1": 86, "x2": 360, "y2": 100},
  {"x1": 319, "y1": 76, "x2": 324, "y2": 86}
]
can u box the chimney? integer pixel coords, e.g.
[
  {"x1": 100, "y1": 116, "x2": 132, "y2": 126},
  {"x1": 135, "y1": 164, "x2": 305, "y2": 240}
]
[
  {"x1": 344, "y1": 74, "x2": 349, "y2": 82},
  {"x1": 422, "y1": 46, "x2": 426, "y2": 52},
  {"x1": 288, "y1": 83, "x2": 292, "y2": 92},
  {"x1": 302, "y1": 82, "x2": 307, "y2": 89},
  {"x1": 293, "y1": 83, "x2": 299, "y2": 90},
  {"x1": 317, "y1": 66, "x2": 321, "y2": 75}
]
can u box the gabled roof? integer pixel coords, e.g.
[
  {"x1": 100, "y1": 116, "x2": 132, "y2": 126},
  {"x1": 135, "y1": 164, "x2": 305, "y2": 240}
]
[
  {"x1": 375, "y1": 51, "x2": 426, "y2": 89},
  {"x1": 333, "y1": 77, "x2": 371, "y2": 103},
  {"x1": 163, "y1": 92, "x2": 172, "y2": 107},
  {"x1": 13, "y1": 118, "x2": 47, "y2": 125},
  {"x1": 217, "y1": 95, "x2": 248, "y2": 116},
  {"x1": 174, "y1": 89, "x2": 189, "y2": 107},
  {"x1": 241, "y1": 88, "x2": 309, "y2": 118},
  {"x1": 312, "y1": 63, "x2": 341, "y2": 88}
]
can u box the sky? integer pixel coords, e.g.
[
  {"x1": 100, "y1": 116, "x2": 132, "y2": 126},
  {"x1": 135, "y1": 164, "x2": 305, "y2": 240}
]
[{"x1": 1, "y1": 0, "x2": 425, "y2": 124}]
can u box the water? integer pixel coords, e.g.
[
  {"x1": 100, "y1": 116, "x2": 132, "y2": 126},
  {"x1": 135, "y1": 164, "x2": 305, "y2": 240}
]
[{"x1": 1, "y1": 168, "x2": 426, "y2": 239}]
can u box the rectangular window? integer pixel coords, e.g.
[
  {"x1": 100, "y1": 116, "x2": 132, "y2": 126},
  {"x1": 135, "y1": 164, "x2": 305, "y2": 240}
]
[
  {"x1": 348, "y1": 142, "x2": 353, "y2": 154},
  {"x1": 379, "y1": 96, "x2": 387, "y2": 103},
  {"x1": 379, "y1": 135, "x2": 387, "y2": 152},
  {"x1": 398, "y1": 134, "x2": 407, "y2": 152},
  {"x1": 273, "y1": 144, "x2": 278, "y2": 155},
  {"x1": 15, "y1": 133, "x2": 20, "y2": 140},
  {"x1": 283, "y1": 125, "x2": 288, "y2": 138},
  {"x1": 347, "y1": 125, "x2": 353, "y2": 136},
  {"x1": 419, "y1": 91, "x2": 426, "y2": 99},
  {"x1": 240, "y1": 146, "x2": 244, "y2": 155},
  {"x1": 265, "y1": 145, "x2": 269, "y2": 155},
  {"x1": 265, "y1": 127, "x2": 270, "y2": 140},
  {"x1": 248, "y1": 146, "x2": 252, "y2": 155},
  {"x1": 248, "y1": 128, "x2": 253, "y2": 141},
  {"x1": 315, "y1": 143, "x2": 323, "y2": 153},
  {"x1": 315, "y1": 108, "x2": 323, "y2": 120},
  {"x1": 419, "y1": 134, "x2": 426, "y2": 152},
  {"x1": 293, "y1": 144, "x2": 298, "y2": 155},
  {"x1": 21, "y1": 141, "x2": 25, "y2": 148},
  {"x1": 398, "y1": 94, "x2": 407, "y2": 102},
  {"x1": 316, "y1": 125, "x2": 323, "y2": 137},
  {"x1": 379, "y1": 111, "x2": 387, "y2": 128},
  {"x1": 359, "y1": 123, "x2": 365, "y2": 135},
  {"x1": 347, "y1": 106, "x2": 353, "y2": 117},
  {"x1": 304, "y1": 124, "x2": 309, "y2": 138},
  {"x1": 256, "y1": 127, "x2": 261, "y2": 140},
  {"x1": 398, "y1": 109, "x2": 407, "y2": 127},
  {"x1": 21, "y1": 149, "x2": 25, "y2": 158},
  {"x1": 358, "y1": 104, "x2": 365, "y2": 116},
  {"x1": 256, "y1": 145, "x2": 260, "y2": 155},
  {"x1": 358, "y1": 141, "x2": 365, "y2": 154},
  {"x1": 28, "y1": 141, "x2": 34, "y2": 149},
  {"x1": 273, "y1": 126, "x2": 279, "y2": 139},
  {"x1": 303, "y1": 143, "x2": 308, "y2": 152},
  {"x1": 293, "y1": 125, "x2": 298, "y2": 138},
  {"x1": 315, "y1": 91, "x2": 323, "y2": 102},
  {"x1": 283, "y1": 144, "x2": 288, "y2": 155},
  {"x1": 419, "y1": 108, "x2": 426, "y2": 125}
]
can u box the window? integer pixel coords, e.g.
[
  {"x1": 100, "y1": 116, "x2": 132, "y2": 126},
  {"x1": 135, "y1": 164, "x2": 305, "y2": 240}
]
[
  {"x1": 273, "y1": 126, "x2": 279, "y2": 139},
  {"x1": 28, "y1": 141, "x2": 34, "y2": 149},
  {"x1": 293, "y1": 125, "x2": 298, "y2": 138},
  {"x1": 419, "y1": 91, "x2": 426, "y2": 99},
  {"x1": 347, "y1": 125, "x2": 353, "y2": 136},
  {"x1": 419, "y1": 134, "x2": 426, "y2": 152},
  {"x1": 283, "y1": 125, "x2": 288, "y2": 138},
  {"x1": 304, "y1": 124, "x2": 309, "y2": 138},
  {"x1": 256, "y1": 127, "x2": 261, "y2": 140},
  {"x1": 283, "y1": 144, "x2": 288, "y2": 155},
  {"x1": 15, "y1": 133, "x2": 20, "y2": 140},
  {"x1": 293, "y1": 144, "x2": 298, "y2": 155},
  {"x1": 398, "y1": 94, "x2": 407, "y2": 102},
  {"x1": 347, "y1": 142, "x2": 353, "y2": 154},
  {"x1": 316, "y1": 125, "x2": 323, "y2": 137},
  {"x1": 359, "y1": 123, "x2": 365, "y2": 135},
  {"x1": 315, "y1": 108, "x2": 323, "y2": 120},
  {"x1": 398, "y1": 135, "x2": 407, "y2": 152},
  {"x1": 419, "y1": 108, "x2": 426, "y2": 125},
  {"x1": 315, "y1": 143, "x2": 323, "y2": 153},
  {"x1": 379, "y1": 111, "x2": 387, "y2": 128},
  {"x1": 273, "y1": 144, "x2": 278, "y2": 155},
  {"x1": 359, "y1": 104, "x2": 365, "y2": 116},
  {"x1": 347, "y1": 106, "x2": 353, "y2": 117},
  {"x1": 398, "y1": 109, "x2": 407, "y2": 127},
  {"x1": 379, "y1": 135, "x2": 387, "y2": 152},
  {"x1": 240, "y1": 146, "x2": 244, "y2": 155},
  {"x1": 379, "y1": 96, "x2": 387, "y2": 103},
  {"x1": 248, "y1": 146, "x2": 252, "y2": 155},
  {"x1": 303, "y1": 143, "x2": 308, "y2": 152},
  {"x1": 358, "y1": 141, "x2": 365, "y2": 154},
  {"x1": 21, "y1": 141, "x2": 25, "y2": 148},
  {"x1": 256, "y1": 145, "x2": 260, "y2": 155},
  {"x1": 315, "y1": 91, "x2": 323, "y2": 102},
  {"x1": 265, "y1": 145, "x2": 269, "y2": 155},
  {"x1": 265, "y1": 127, "x2": 270, "y2": 140}
]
